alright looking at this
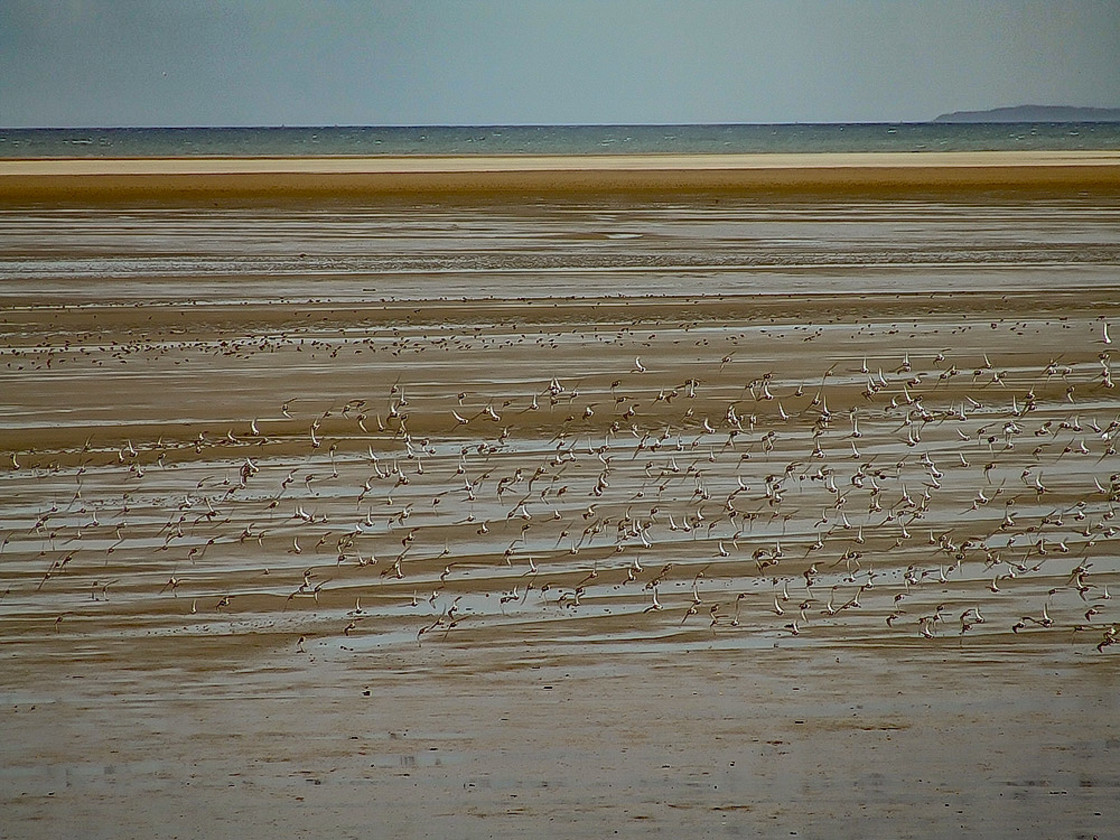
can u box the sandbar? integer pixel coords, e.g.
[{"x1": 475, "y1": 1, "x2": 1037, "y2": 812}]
[{"x1": 2, "y1": 150, "x2": 1120, "y2": 202}]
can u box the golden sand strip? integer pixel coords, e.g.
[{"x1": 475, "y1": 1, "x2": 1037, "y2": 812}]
[{"x1": 2, "y1": 150, "x2": 1120, "y2": 201}]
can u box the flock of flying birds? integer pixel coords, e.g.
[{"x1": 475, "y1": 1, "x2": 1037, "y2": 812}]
[{"x1": 3, "y1": 313, "x2": 1119, "y2": 657}]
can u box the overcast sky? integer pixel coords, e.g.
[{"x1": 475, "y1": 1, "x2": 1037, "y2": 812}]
[{"x1": 2, "y1": 1, "x2": 1118, "y2": 128}]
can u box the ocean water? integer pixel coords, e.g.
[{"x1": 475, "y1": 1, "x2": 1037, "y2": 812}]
[{"x1": 1, "y1": 122, "x2": 1119, "y2": 158}]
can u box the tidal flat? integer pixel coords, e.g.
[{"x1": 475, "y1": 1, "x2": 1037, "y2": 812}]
[{"x1": 3, "y1": 163, "x2": 1120, "y2": 837}]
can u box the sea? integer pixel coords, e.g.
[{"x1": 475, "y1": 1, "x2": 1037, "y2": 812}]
[{"x1": 1, "y1": 121, "x2": 1119, "y2": 158}]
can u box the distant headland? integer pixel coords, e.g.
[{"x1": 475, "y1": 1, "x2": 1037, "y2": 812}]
[{"x1": 935, "y1": 105, "x2": 1120, "y2": 123}]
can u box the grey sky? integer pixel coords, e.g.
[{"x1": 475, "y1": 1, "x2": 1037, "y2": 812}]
[{"x1": 2, "y1": 1, "x2": 1118, "y2": 127}]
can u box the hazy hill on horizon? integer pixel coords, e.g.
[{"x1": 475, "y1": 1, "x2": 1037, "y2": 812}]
[{"x1": 935, "y1": 105, "x2": 1120, "y2": 123}]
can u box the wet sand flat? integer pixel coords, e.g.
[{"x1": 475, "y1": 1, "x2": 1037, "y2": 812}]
[{"x1": 2, "y1": 157, "x2": 1120, "y2": 838}]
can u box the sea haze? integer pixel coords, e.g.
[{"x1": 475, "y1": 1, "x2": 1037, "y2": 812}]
[{"x1": 1, "y1": 122, "x2": 1119, "y2": 158}]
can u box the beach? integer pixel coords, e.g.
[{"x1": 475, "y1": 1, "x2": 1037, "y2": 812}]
[
  {"x1": 3, "y1": 150, "x2": 1120, "y2": 201},
  {"x1": 3, "y1": 152, "x2": 1120, "y2": 838}
]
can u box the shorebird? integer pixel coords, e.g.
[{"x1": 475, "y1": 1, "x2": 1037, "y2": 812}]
[
  {"x1": 1097, "y1": 626, "x2": 1117, "y2": 652},
  {"x1": 918, "y1": 616, "x2": 937, "y2": 639}
]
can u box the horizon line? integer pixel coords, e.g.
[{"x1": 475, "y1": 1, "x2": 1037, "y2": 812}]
[{"x1": 6, "y1": 115, "x2": 1120, "y2": 132}]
